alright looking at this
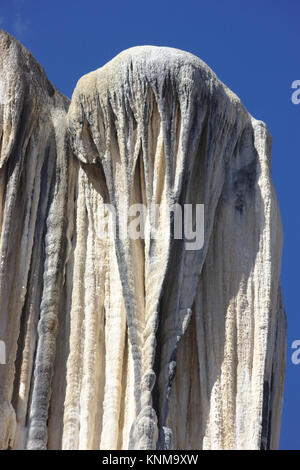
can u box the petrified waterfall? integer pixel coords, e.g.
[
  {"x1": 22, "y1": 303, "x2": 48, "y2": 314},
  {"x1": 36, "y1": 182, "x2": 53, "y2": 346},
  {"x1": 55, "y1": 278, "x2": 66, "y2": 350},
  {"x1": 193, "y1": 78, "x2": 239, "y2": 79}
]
[{"x1": 0, "y1": 31, "x2": 286, "y2": 450}]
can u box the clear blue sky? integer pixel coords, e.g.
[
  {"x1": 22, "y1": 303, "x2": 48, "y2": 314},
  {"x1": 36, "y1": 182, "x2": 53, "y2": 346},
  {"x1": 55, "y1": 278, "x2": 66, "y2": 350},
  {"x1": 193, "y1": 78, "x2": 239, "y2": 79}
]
[{"x1": 1, "y1": 0, "x2": 299, "y2": 450}]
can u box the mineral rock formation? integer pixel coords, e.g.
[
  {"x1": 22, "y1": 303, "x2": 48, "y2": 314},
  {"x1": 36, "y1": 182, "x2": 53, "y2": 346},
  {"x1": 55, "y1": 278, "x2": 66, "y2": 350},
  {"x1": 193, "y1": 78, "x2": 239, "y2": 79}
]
[{"x1": 0, "y1": 30, "x2": 286, "y2": 450}]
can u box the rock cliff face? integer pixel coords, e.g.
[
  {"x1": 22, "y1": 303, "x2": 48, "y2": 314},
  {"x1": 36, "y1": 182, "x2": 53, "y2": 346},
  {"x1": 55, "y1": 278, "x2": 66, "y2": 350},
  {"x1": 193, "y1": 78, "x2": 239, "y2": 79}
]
[{"x1": 0, "y1": 31, "x2": 286, "y2": 450}]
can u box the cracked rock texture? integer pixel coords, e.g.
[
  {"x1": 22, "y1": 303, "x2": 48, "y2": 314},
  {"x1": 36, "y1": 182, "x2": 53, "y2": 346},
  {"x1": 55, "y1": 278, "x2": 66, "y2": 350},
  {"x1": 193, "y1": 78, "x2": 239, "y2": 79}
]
[{"x1": 0, "y1": 31, "x2": 286, "y2": 450}]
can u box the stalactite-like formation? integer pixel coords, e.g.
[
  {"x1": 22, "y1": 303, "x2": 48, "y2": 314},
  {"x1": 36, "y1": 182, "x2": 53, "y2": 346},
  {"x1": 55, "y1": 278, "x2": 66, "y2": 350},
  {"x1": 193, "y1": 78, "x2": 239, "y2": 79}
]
[{"x1": 0, "y1": 31, "x2": 286, "y2": 450}]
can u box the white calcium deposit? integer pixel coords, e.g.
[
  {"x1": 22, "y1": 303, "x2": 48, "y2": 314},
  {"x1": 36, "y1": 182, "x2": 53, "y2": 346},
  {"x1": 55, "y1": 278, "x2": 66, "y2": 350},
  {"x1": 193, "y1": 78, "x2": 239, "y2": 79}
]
[{"x1": 0, "y1": 32, "x2": 286, "y2": 450}]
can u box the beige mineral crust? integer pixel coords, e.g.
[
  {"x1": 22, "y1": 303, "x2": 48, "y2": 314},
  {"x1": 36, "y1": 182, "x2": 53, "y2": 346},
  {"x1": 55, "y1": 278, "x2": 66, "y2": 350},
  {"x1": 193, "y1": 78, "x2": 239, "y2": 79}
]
[{"x1": 0, "y1": 31, "x2": 286, "y2": 450}]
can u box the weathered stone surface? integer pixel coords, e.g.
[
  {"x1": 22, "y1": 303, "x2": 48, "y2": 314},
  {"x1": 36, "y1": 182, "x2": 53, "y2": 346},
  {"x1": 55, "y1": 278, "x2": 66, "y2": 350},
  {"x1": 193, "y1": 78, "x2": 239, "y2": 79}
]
[
  {"x1": 0, "y1": 30, "x2": 69, "y2": 450},
  {"x1": 0, "y1": 32, "x2": 286, "y2": 450}
]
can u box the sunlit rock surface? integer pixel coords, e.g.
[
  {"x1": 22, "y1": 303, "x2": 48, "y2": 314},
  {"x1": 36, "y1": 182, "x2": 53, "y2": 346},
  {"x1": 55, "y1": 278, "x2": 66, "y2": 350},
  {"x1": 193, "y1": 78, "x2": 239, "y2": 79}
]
[{"x1": 0, "y1": 31, "x2": 286, "y2": 450}]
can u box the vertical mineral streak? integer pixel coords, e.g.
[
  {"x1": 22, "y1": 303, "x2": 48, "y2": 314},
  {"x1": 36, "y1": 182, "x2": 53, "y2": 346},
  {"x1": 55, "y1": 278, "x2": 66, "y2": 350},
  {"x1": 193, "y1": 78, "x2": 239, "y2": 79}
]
[
  {"x1": 0, "y1": 31, "x2": 69, "y2": 450},
  {"x1": 0, "y1": 33, "x2": 286, "y2": 450}
]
